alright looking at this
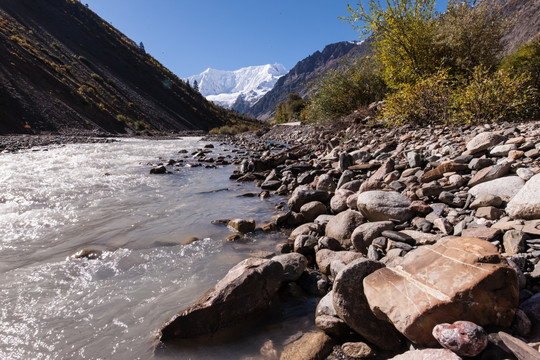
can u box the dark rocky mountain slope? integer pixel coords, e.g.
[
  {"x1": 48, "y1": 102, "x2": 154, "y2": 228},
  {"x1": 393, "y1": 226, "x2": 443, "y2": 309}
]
[
  {"x1": 247, "y1": 41, "x2": 371, "y2": 120},
  {"x1": 0, "y1": 0, "x2": 246, "y2": 135},
  {"x1": 500, "y1": 0, "x2": 540, "y2": 53}
]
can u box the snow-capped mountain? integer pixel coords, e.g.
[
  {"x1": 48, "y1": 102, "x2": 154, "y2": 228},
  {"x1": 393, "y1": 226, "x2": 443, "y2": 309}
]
[{"x1": 186, "y1": 63, "x2": 287, "y2": 113}]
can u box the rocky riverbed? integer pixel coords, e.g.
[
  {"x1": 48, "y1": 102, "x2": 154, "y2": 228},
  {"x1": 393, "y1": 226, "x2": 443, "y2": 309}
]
[{"x1": 152, "y1": 119, "x2": 540, "y2": 359}]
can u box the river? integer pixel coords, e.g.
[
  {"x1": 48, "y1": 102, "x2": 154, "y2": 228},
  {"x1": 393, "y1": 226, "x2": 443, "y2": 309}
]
[{"x1": 0, "y1": 138, "x2": 315, "y2": 360}]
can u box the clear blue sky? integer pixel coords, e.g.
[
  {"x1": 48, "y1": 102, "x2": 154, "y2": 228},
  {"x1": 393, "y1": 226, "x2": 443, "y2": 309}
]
[{"x1": 82, "y1": 0, "x2": 449, "y2": 78}]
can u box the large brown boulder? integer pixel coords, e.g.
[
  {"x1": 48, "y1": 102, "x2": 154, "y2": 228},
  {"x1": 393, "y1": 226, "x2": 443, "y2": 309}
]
[
  {"x1": 333, "y1": 258, "x2": 404, "y2": 350},
  {"x1": 159, "y1": 257, "x2": 284, "y2": 342},
  {"x1": 363, "y1": 237, "x2": 519, "y2": 347}
]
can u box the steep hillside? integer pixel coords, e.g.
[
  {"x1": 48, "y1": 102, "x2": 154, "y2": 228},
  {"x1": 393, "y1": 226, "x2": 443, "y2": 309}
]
[
  {"x1": 247, "y1": 41, "x2": 372, "y2": 120},
  {"x1": 500, "y1": 0, "x2": 540, "y2": 53},
  {"x1": 0, "y1": 0, "x2": 247, "y2": 135}
]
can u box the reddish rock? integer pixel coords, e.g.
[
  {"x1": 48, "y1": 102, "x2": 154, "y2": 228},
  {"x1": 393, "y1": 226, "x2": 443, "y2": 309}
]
[
  {"x1": 363, "y1": 237, "x2": 518, "y2": 346},
  {"x1": 421, "y1": 162, "x2": 468, "y2": 183},
  {"x1": 409, "y1": 200, "x2": 432, "y2": 214},
  {"x1": 468, "y1": 162, "x2": 511, "y2": 187},
  {"x1": 432, "y1": 321, "x2": 488, "y2": 357},
  {"x1": 461, "y1": 227, "x2": 502, "y2": 241},
  {"x1": 475, "y1": 206, "x2": 504, "y2": 220}
]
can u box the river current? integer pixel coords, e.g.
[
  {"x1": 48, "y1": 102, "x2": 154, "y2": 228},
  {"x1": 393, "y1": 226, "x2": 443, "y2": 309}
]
[{"x1": 0, "y1": 138, "x2": 314, "y2": 360}]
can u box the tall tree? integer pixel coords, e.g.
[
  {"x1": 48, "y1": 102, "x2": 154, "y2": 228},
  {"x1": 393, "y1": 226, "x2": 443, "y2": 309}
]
[{"x1": 193, "y1": 80, "x2": 199, "y2": 93}]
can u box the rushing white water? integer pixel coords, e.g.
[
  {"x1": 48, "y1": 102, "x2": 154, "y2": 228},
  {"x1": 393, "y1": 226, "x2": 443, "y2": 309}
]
[{"x1": 0, "y1": 138, "x2": 315, "y2": 360}]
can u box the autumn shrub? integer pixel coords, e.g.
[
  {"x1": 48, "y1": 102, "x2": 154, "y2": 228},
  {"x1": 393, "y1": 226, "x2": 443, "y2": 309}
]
[
  {"x1": 275, "y1": 94, "x2": 308, "y2": 123},
  {"x1": 452, "y1": 67, "x2": 536, "y2": 123},
  {"x1": 502, "y1": 35, "x2": 540, "y2": 105},
  {"x1": 381, "y1": 70, "x2": 454, "y2": 125},
  {"x1": 208, "y1": 123, "x2": 260, "y2": 135},
  {"x1": 306, "y1": 58, "x2": 387, "y2": 122}
]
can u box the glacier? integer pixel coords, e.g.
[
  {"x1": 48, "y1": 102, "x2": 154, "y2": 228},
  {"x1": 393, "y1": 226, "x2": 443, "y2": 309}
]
[{"x1": 186, "y1": 63, "x2": 287, "y2": 113}]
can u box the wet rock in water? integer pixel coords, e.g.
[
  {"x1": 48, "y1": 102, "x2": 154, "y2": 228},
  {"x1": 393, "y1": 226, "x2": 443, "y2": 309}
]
[
  {"x1": 272, "y1": 253, "x2": 308, "y2": 282},
  {"x1": 432, "y1": 321, "x2": 488, "y2": 357},
  {"x1": 288, "y1": 188, "x2": 330, "y2": 212},
  {"x1": 341, "y1": 342, "x2": 376, "y2": 359},
  {"x1": 363, "y1": 236, "x2": 518, "y2": 347},
  {"x1": 333, "y1": 258, "x2": 404, "y2": 350},
  {"x1": 325, "y1": 210, "x2": 364, "y2": 247},
  {"x1": 226, "y1": 233, "x2": 244, "y2": 242},
  {"x1": 465, "y1": 132, "x2": 506, "y2": 154},
  {"x1": 357, "y1": 191, "x2": 413, "y2": 222},
  {"x1": 158, "y1": 257, "x2": 283, "y2": 341},
  {"x1": 228, "y1": 219, "x2": 256, "y2": 234},
  {"x1": 280, "y1": 331, "x2": 335, "y2": 360},
  {"x1": 507, "y1": 173, "x2": 540, "y2": 220},
  {"x1": 389, "y1": 348, "x2": 462, "y2": 360},
  {"x1": 70, "y1": 249, "x2": 103, "y2": 260},
  {"x1": 182, "y1": 236, "x2": 199, "y2": 245},
  {"x1": 150, "y1": 165, "x2": 167, "y2": 174}
]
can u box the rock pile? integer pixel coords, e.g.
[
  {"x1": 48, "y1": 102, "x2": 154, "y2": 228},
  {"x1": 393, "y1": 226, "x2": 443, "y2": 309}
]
[{"x1": 159, "y1": 120, "x2": 540, "y2": 359}]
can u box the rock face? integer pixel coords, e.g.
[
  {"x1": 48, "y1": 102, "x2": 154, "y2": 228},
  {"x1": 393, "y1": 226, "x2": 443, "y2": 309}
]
[
  {"x1": 507, "y1": 173, "x2": 540, "y2": 220},
  {"x1": 432, "y1": 321, "x2": 488, "y2": 357},
  {"x1": 357, "y1": 191, "x2": 413, "y2": 222},
  {"x1": 333, "y1": 258, "x2": 404, "y2": 350},
  {"x1": 363, "y1": 237, "x2": 518, "y2": 346},
  {"x1": 159, "y1": 258, "x2": 283, "y2": 341}
]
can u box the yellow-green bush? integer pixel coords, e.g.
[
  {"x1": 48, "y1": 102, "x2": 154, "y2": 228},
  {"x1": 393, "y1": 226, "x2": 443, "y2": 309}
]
[
  {"x1": 306, "y1": 58, "x2": 387, "y2": 122},
  {"x1": 381, "y1": 67, "x2": 536, "y2": 125},
  {"x1": 382, "y1": 70, "x2": 454, "y2": 125},
  {"x1": 502, "y1": 35, "x2": 540, "y2": 102},
  {"x1": 452, "y1": 67, "x2": 535, "y2": 123}
]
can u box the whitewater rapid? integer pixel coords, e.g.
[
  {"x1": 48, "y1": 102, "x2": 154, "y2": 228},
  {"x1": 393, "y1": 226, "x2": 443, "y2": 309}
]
[{"x1": 0, "y1": 138, "x2": 312, "y2": 360}]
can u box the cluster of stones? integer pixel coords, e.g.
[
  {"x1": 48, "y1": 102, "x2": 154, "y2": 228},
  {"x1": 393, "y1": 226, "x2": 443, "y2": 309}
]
[{"x1": 159, "y1": 120, "x2": 540, "y2": 360}]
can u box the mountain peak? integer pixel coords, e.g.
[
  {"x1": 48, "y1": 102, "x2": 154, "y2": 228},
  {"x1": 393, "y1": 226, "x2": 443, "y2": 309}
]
[{"x1": 186, "y1": 64, "x2": 288, "y2": 113}]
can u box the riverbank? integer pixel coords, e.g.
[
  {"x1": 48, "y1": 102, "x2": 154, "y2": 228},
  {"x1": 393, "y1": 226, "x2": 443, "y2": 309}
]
[{"x1": 158, "y1": 118, "x2": 540, "y2": 359}]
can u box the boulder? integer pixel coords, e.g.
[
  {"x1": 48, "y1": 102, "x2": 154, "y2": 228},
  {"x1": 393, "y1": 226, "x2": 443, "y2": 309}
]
[
  {"x1": 389, "y1": 349, "x2": 462, "y2": 360},
  {"x1": 279, "y1": 331, "x2": 335, "y2": 360},
  {"x1": 159, "y1": 257, "x2": 284, "y2": 341},
  {"x1": 272, "y1": 253, "x2": 308, "y2": 282},
  {"x1": 317, "y1": 174, "x2": 336, "y2": 192},
  {"x1": 315, "y1": 249, "x2": 364, "y2": 275},
  {"x1": 333, "y1": 258, "x2": 404, "y2": 350},
  {"x1": 330, "y1": 189, "x2": 355, "y2": 213},
  {"x1": 468, "y1": 162, "x2": 512, "y2": 187},
  {"x1": 325, "y1": 210, "x2": 364, "y2": 246},
  {"x1": 466, "y1": 132, "x2": 506, "y2": 154},
  {"x1": 341, "y1": 342, "x2": 376, "y2": 359},
  {"x1": 503, "y1": 230, "x2": 527, "y2": 256},
  {"x1": 288, "y1": 188, "x2": 330, "y2": 212},
  {"x1": 507, "y1": 173, "x2": 540, "y2": 220},
  {"x1": 315, "y1": 315, "x2": 351, "y2": 339},
  {"x1": 351, "y1": 221, "x2": 394, "y2": 253},
  {"x1": 357, "y1": 191, "x2": 413, "y2": 222},
  {"x1": 363, "y1": 237, "x2": 518, "y2": 347},
  {"x1": 290, "y1": 222, "x2": 321, "y2": 239},
  {"x1": 300, "y1": 201, "x2": 327, "y2": 223},
  {"x1": 468, "y1": 176, "x2": 525, "y2": 199},
  {"x1": 432, "y1": 321, "x2": 488, "y2": 357},
  {"x1": 498, "y1": 331, "x2": 540, "y2": 360},
  {"x1": 228, "y1": 219, "x2": 256, "y2": 234}
]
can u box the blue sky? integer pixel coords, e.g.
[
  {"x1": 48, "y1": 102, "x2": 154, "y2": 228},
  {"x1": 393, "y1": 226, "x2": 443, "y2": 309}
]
[{"x1": 83, "y1": 0, "x2": 448, "y2": 78}]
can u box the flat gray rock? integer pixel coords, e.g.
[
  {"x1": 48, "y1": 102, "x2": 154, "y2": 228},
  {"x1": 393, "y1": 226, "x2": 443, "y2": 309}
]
[
  {"x1": 468, "y1": 176, "x2": 525, "y2": 199},
  {"x1": 507, "y1": 173, "x2": 540, "y2": 220}
]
